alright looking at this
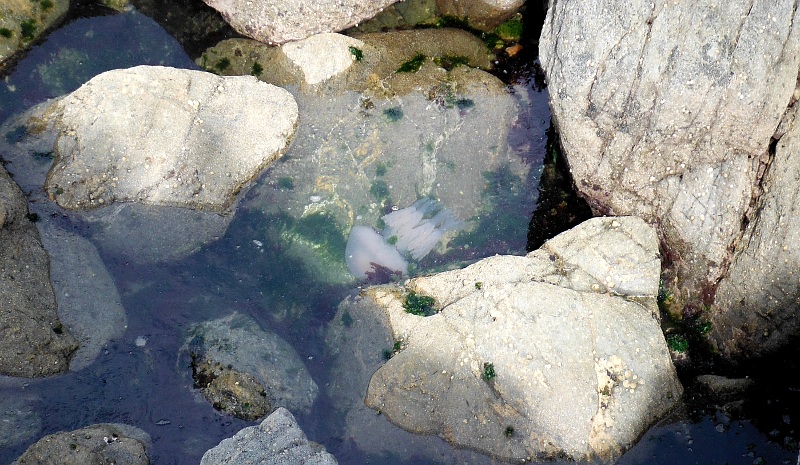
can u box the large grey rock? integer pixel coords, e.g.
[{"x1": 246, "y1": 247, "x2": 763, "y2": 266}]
[
  {"x1": 710, "y1": 100, "x2": 800, "y2": 359},
  {"x1": 201, "y1": 0, "x2": 400, "y2": 44},
  {"x1": 40, "y1": 65, "x2": 298, "y2": 212},
  {"x1": 362, "y1": 217, "x2": 682, "y2": 462},
  {"x1": 0, "y1": 166, "x2": 77, "y2": 377},
  {"x1": 539, "y1": 0, "x2": 800, "y2": 351},
  {"x1": 200, "y1": 407, "x2": 337, "y2": 465},
  {"x1": 12, "y1": 423, "x2": 150, "y2": 465},
  {"x1": 182, "y1": 312, "x2": 318, "y2": 414}
]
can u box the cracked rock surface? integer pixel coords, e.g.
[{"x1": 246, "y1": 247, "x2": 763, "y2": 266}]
[
  {"x1": 351, "y1": 217, "x2": 681, "y2": 462},
  {"x1": 539, "y1": 0, "x2": 800, "y2": 360}
]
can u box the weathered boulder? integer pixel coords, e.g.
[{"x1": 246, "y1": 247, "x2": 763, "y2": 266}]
[
  {"x1": 12, "y1": 423, "x2": 150, "y2": 465},
  {"x1": 347, "y1": 0, "x2": 524, "y2": 33},
  {"x1": 201, "y1": 0, "x2": 400, "y2": 44},
  {"x1": 539, "y1": 0, "x2": 800, "y2": 360},
  {"x1": 0, "y1": 0, "x2": 68, "y2": 72},
  {"x1": 181, "y1": 312, "x2": 318, "y2": 415},
  {"x1": 709, "y1": 100, "x2": 800, "y2": 359},
  {"x1": 0, "y1": 166, "x2": 77, "y2": 377},
  {"x1": 39, "y1": 65, "x2": 297, "y2": 212},
  {"x1": 362, "y1": 217, "x2": 682, "y2": 462},
  {"x1": 200, "y1": 407, "x2": 338, "y2": 465},
  {"x1": 325, "y1": 294, "x2": 500, "y2": 464}
]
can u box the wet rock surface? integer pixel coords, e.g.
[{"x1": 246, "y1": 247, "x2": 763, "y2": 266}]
[
  {"x1": 191, "y1": 357, "x2": 272, "y2": 421},
  {"x1": 200, "y1": 407, "x2": 338, "y2": 465},
  {"x1": 358, "y1": 217, "x2": 682, "y2": 462},
  {"x1": 539, "y1": 0, "x2": 800, "y2": 360},
  {"x1": 181, "y1": 312, "x2": 318, "y2": 415},
  {"x1": 0, "y1": 0, "x2": 69, "y2": 72},
  {"x1": 12, "y1": 423, "x2": 151, "y2": 465},
  {"x1": 0, "y1": 166, "x2": 77, "y2": 377}
]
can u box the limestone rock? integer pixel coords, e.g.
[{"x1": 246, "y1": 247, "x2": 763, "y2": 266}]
[
  {"x1": 363, "y1": 217, "x2": 682, "y2": 462},
  {"x1": 539, "y1": 0, "x2": 800, "y2": 333},
  {"x1": 200, "y1": 407, "x2": 337, "y2": 465},
  {"x1": 12, "y1": 423, "x2": 150, "y2": 465},
  {"x1": 0, "y1": 166, "x2": 77, "y2": 377},
  {"x1": 181, "y1": 312, "x2": 318, "y2": 414},
  {"x1": 709, "y1": 100, "x2": 800, "y2": 360},
  {"x1": 42, "y1": 65, "x2": 298, "y2": 212},
  {"x1": 201, "y1": 0, "x2": 400, "y2": 44}
]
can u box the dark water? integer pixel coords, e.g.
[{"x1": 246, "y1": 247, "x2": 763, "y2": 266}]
[{"x1": 1, "y1": 3, "x2": 798, "y2": 465}]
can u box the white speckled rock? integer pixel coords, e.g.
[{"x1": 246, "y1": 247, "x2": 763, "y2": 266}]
[
  {"x1": 539, "y1": 0, "x2": 800, "y2": 337},
  {"x1": 42, "y1": 65, "x2": 298, "y2": 212},
  {"x1": 200, "y1": 408, "x2": 338, "y2": 465},
  {"x1": 281, "y1": 33, "x2": 365, "y2": 85},
  {"x1": 202, "y1": 0, "x2": 400, "y2": 44},
  {"x1": 361, "y1": 217, "x2": 682, "y2": 462}
]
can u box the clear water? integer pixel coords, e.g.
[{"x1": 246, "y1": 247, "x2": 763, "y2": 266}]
[{"x1": 1, "y1": 4, "x2": 798, "y2": 465}]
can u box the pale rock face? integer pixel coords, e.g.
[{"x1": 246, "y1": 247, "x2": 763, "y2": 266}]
[
  {"x1": 202, "y1": 0, "x2": 402, "y2": 44},
  {"x1": 282, "y1": 33, "x2": 365, "y2": 85},
  {"x1": 362, "y1": 217, "x2": 682, "y2": 462},
  {"x1": 43, "y1": 65, "x2": 299, "y2": 212},
  {"x1": 539, "y1": 0, "x2": 800, "y2": 360}
]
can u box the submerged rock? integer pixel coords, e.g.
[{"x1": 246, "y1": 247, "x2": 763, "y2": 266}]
[
  {"x1": 13, "y1": 424, "x2": 150, "y2": 465},
  {"x1": 358, "y1": 217, "x2": 681, "y2": 462},
  {"x1": 181, "y1": 312, "x2": 318, "y2": 415},
  {"x1": 200, "y1": 407, "x2": 338, "y2": 465},
  {"x1": 191, "y1": 358, "x2": 272, "y2": 421},
  {"x1": 0, "y1": 166, "x2": 77, "y2": 377}
]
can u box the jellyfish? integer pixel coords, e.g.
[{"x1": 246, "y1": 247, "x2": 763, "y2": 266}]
[{"x1": 345, "y1": 198, "x2": 462, "y2": 280}]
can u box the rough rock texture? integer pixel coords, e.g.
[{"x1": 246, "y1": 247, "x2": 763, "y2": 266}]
[
  {"x1": 41, "y1": 65, "x2": 298, "y2": 212},
  {"x1": 191, "y1": 358, "x2": 272, "y2": 421},
  {"x1": 201, "y1": 0, "x2": 400, "y2": 44},
  {"x1": 435, "y1": 0, "x2": 525, "y2": 30},
  {"x1": 539, "y1": 0, "x2": 800, "y2": 360},
  {"x1": 198, "y1": 29, "x2": 495, "y2": 92},
  {"x1": 12, "y1": 423, "x2": 150, "y2": 465},
  {"x1": 200, "y1": 407, "x2": 338, "y2": 465},
  {"x1": 0, "y1": 166, "x2": 77, "y2": 377},
  {"x1": 324, "y1": 295, "x2": 501, "y2": 465},
  {"x1": 363, "y1": 217, "x2": 682, "y2": 462},
  {"x1": 710, "y1": 100, "x2": 800, "y2": 358},
  {"x1": 0, "y1": 0, "x2": 69, "y2": 72},
  {"x1": 182, "y1": 312, "x2": 318, "y2": 414}
]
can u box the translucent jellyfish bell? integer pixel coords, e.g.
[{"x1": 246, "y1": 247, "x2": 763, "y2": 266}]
[{"x1": 381, "y1": 198, "x2": 463, "y2": 260}]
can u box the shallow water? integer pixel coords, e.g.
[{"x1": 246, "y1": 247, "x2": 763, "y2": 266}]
[{"x1": 1, "y1": 4, "x2": 798, "y2": 465}]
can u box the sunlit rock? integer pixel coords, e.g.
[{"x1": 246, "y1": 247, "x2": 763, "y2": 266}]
[
  {"x1": 336, "y1": 217, "x2": 682, "y2": 462},
  {"x1": 12, "y1": 423, "x2": 151, "y2": 465}
]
